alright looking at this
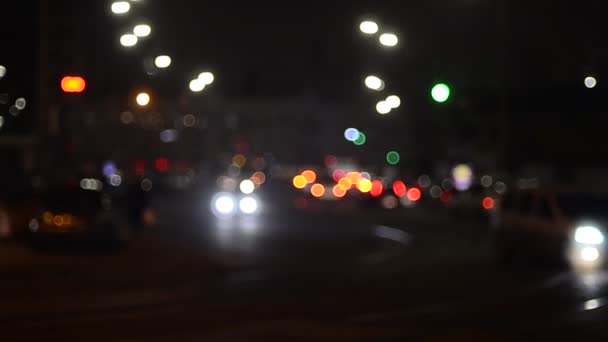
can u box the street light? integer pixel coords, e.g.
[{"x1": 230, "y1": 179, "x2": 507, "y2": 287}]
[
  {"x1": 359, "y1": 21, "x2": 379, "y2": 35},
  {"x1": 133, "y1": 24, "x2": 151, "y2": 37},
  {"x1": 585, "y1": 76, "x2": 597, "y2": 89},
  {"x1": 120, "y1": 34, "x2": 138, "y2": 47},
  {"x1": 379, "y1": 33, "x2": 398, "y2": 47},
  {"x1": 14, "y1": 98, "x2": 26, "y2": 110},
  {"x1": 198, "y1": 72, "x2": 215, "y2": 85},
  {"x1": 376, "y1": 101, "x2": 391, "y2": 115},
  {"x1": 189, "y1": 79, "x2": 206, "y2": 92},
  {"x1": 364, "y1": 75, "x2": 385, "y2": 91},
  {"x1": 111, "y1": 1, "x2": 130, "y2": 14},
  {"x1": 386, "y1": 95, "x2": 401, "y2": 108},
  {"x1": 0, "y1": 65, "x2": 6, "y2": 79},
  {"x1": 154, "y1": 55, "x2": 171, "y2": 68},
  {"x1": 136, "y1": 92, "x2": 150, "y2": 106}
]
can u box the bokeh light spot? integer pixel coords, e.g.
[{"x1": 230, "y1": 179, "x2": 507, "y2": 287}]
[
  {"x1": 358, "y1": 179, "x2": 372, "y2": 193},
  {"x1": 370, "y1": 180, "x2": 384, "y2": 197},
  {"x1": 386, "y1": 151, "x2": 400, "y2": 165},
  {"x1": 431, "y1": 83, "x2": 451, "y2": 103},
  {"x1": 293, "y1": 175, "x2": 307, "y2": 189},
  {"x1": 232, "y1": 154, "x2": 247, "y2": 167},
  {"x1": 311, "y1": 184, "x2": 326, "y2": 198},
  {"x1": 407, "y1": 187, "x2": 422, "y2": 202},
  {"x1": 353, "y1": 132, "x2": 366, "y2": 145},
  {"x1": 338, "y1": 177, "x2": 353, "y2": 191},
  {"x1": 333, "y1": 169, "x2": 346, "y2": 182},
  {"x1": 392, "y1": 180, "x2": 407, "y2": 198},
  {"x1": 482, "y1": 196, "x2": 495, "y2": 210},
  {"x1": 301, "y1": 170, "x2": 317, "y2": 184},
  {"x1": 344, "y1": 128, "x2": 360, "y2": 142},
  {"x1": 332, "y1": 185, "x2": 346, "y2": 198}
]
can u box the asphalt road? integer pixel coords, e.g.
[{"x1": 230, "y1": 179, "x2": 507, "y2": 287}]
[{"x1": 1, "y1": 194, "x2": 608, "y2": 340}]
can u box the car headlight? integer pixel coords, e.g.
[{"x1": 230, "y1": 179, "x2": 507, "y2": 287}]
[
  {"x1": 239, "y1": 196, "x2": 259, "y2": 215},
  {"x1": 575, "y1": 226, "x2": 605, "y2": 245},
  {"x1": 212, "y1": 192, "x2": 236, "y2": 217}
]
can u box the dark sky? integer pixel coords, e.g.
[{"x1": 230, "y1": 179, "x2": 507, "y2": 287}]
[{"x1": 2, "y1": 0, "x2": 608, "y2": 130}]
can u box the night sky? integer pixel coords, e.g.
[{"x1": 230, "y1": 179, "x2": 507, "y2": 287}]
[{"x1": 2, "y1": 1, "x2": 608, "y2": 132}]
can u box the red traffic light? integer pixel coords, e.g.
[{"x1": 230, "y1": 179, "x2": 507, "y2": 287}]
[{"x1": 61, "y1": 76, "x2": 86, "y2": 93}]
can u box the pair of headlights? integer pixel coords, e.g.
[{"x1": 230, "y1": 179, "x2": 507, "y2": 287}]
[
  {"x1": 573, "y1": 226, "x2": 604, "y2": 264},
  {"x1": 212, "y1": 192, "x2": 259, "y2": 217}
]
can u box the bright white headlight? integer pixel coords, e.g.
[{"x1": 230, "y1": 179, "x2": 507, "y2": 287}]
[
  {"x1": 575, "y1": 226, "x2": 605, "y2": 245},
  {"x1": 581, "y1": 247, "x2": 600, "y2": 262},
  {"x1": 213, "y1": 193, "x2": 235, "y2": 216},
  {"x1": 239, "y1": 197, "x2": 258, "y2": 215}
]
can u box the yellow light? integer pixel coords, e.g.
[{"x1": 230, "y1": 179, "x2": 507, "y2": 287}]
[
  {"x1": 43, "y1": 211, "x2": 53, "y2": 224},
  {"x1": 358, "y1": 179, "x2": 372, "y2": 193},
  {"x1": 293, "y1": 175, "x2": 307, "y2": 189},
  {"x1": 301, "y1": 170, "x2": 317, "y2": 184},
  {"x1": 338, "y1": 177, "x2": 352, "y2": 191}
]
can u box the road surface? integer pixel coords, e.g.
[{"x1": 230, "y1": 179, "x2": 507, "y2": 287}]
[{"x1": 1, "y1": 194, "x2": 607, "y2": 340}]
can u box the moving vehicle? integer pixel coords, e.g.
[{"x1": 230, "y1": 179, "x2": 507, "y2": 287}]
[
  {"x1": 27, "y1": 188, "x2": 135, "y2": 249},
  {"x1": 492, "y1": 187, "x2": 607, "y2": 269}
]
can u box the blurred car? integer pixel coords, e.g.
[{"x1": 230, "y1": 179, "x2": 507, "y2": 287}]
[
  {"x1": 492, "y1": 187, "x2": 607, "y2": 269},
  {"x1": 0, "y1": 188, "x2": 40, "y2": 239},
  {"x1": 27, "y1": 188, "x2": 135, "y2": 249}
]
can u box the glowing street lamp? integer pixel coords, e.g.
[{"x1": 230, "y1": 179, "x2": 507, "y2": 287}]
[
  {"x1": 198, "y1": 72, "x2": 215, "y2": 85},
  {"x1": 359, "y1": 21, "x2": 379, "y2": 34},
  {"x1": 136, "y1": 92, "x2": 150, "y2": 106},
  {"x1": 189, "y1": 79, "x2": 206, "y2": 92},
  {"x1": 365, "y1": 75, "x2": 385, "y2": 91},
  {"x1": 379, "y1": 33, "x2": 398, "y2": 47},
  {"x1": 133, "y1": 24, "x2": 151, "y2": 37},
  {"x1": 111, "y1": 1, "x2": 130, "y2": 14},
  {"x1": 585, "y1": 76, "x2": 597, "y2": 89},
  {"x1": 154, "y1": 55, "x2": 171, "y2": 68},
  {"x1": 386, "y1": 95, "x2": 401, "y2": 108},
  {"x1": 120, "y1": 34, "x2": 138, "y2": 47},
  {"x1": 376, "y1": 101, "x2": 391, "y2": 115}
]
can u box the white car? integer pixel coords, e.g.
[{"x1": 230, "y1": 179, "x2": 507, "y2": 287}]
[{"x1": 492, "y1": 188, "x2": 607, "y2": 269}]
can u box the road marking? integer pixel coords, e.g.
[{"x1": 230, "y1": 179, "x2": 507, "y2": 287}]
[{"x1": 373, "y1": 225, "x2": 410, "y2": 245}]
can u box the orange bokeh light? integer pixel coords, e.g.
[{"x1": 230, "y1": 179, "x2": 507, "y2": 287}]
[
  {"x1": 347, "y1": 172, "x2": 361, "y2": 185},
  {"x1": 61, "y1": 76, "x2": 86, "y2": 93},
  {"x1": 293, "y1": 175, "x2": 307, "y2": 189},
  {"x1": 338, "y1": 177, "x2": 353, "y2": 191},
  {"x1": 407, "y1": 187, "x2": 422, "y2": 202},
  {"x1": 332, "y1": 185, "x2": 346, "y2": 198},
  {"x1": 311, "y1": 184, "x2": 326, "y2": 198},
  {"x1": 301, "y1": 170, "x2": 317, "y2": 184},
  {"x1": 370, "y1": 180, "x2": 383, "y2": 197},
  {"x1": 358, "y1": 179, "x2": 372, "y2": 193},
  {"x1": 482, "y1": 196, "x2": 495, "y2": 210}
]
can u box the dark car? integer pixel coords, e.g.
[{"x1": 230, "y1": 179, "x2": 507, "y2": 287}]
[
  {"x1": 492, "y1": 187, "x2": 608, "y2": 269},
  {"x1": 27, "y1": 188, "x2": 135, "y2": 250}
]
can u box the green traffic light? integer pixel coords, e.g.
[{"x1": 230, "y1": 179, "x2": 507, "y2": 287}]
[
  {"x1": 386, "y1": 151, "x2": 400, "y2": 165},
  {"x1": 431, "y1": 83, "x2": 450, "y2": 103},
  {"x1": 353, "y1": 132, "x2": 366, "y2": 146}
]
